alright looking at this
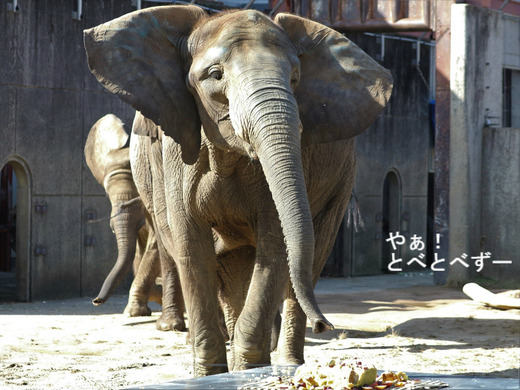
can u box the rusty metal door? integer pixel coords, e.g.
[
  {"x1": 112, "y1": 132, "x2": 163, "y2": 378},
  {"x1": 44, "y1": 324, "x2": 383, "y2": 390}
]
[{"x1": 289, "y1": 0, "x2": 433, "y2": 32}]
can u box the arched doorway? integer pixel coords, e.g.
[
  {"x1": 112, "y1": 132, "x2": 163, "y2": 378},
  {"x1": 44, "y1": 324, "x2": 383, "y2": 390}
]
[
  {"x1": 0, "y1": 164, "x2": 16, "y2": 301},
  {"x1": 0, "y1": 158, "x2": 31, "y2": 302},
  {"x1": 381, "y1": 170, "x2": 401, "y2": 272}
]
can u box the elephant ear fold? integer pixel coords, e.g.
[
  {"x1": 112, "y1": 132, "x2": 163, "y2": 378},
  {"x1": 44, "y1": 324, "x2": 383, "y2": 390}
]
[
  {"x1": 85, "y1": 114, "x2": 129, "y2": 185},
  {"x1": 274, "y1": 13, "x2": 393, "y2": 146},
  {"x1": 84, "y1": 5, "x2": 206, "y2": 164}
]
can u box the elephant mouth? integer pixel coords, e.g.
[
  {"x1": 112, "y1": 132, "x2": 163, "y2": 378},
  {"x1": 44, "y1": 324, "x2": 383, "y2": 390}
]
[
  {"x1": 218, "y1": 112, "x2": 230, "y2": 123},
  {"x1": 216, "y1": 112, "x2": 259, "y2": 161}
]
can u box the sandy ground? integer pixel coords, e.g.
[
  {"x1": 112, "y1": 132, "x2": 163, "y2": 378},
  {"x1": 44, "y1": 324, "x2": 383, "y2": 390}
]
[{"x1": 0, "y1": 274, "x2": 519, "y2": 389}]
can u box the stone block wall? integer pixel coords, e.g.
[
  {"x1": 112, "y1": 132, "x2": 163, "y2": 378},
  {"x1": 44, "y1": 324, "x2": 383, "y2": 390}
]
[{"x1": 1, "y1": 1, "x2": 136, "y2": 300}]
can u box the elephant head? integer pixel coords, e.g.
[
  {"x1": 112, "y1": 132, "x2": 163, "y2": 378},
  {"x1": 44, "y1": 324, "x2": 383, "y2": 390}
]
[
  {"x1": 85, "y1": 114, "x2": 146, "y2": 305},
  {"x1": 84, "y1": 7, "x2": 392, "y2": 332}
]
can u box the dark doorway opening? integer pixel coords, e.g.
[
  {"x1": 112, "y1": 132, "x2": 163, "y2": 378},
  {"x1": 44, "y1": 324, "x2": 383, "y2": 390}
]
[
  {"x1": 381, "y1": 171, "x2": 401, "y2": 273},
  {"x1": 426, "y1": 172, "x2": 435, "y2": 267},
  {"x1": 1, "y1": 159, "x2": 30, "y2": 302},
  {"x1": 1, "y1": 163, "x2": 17, "y2": 302}
]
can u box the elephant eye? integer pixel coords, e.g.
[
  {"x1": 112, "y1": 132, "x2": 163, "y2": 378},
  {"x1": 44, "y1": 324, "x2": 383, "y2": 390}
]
[
  {"x1": 209, "y1": 67, "x2": 223, "y2": 81},
  {"x1": 291, "y1": 72, "x2": 300, "y2": 89}
]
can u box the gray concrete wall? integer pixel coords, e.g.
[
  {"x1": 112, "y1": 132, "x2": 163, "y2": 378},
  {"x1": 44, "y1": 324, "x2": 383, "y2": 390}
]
[
  {"x1": 324, "y1": 34, "x2": 433, "y2": 277},
  {"x1": 503, "y1": 15, "x2": 520, "y2": 69},
  {"x1": 481, "y1": 128, "x2": 520, "y2": 282},
  {"x1": 1, "y1": 1, "x2": 135, "y2": 300},
  {"x1": 449, "y1": 5, "x2": 518, "y2": 285},
  {"x1": 2, "y1": 2, "x2": 435, "y2": 298},
  {"x1": 10, "y1": 2, "x2": 515, "y2": 296},
  {"x1": 503, "y1": 16, "x2": 520, "y2": 128}
]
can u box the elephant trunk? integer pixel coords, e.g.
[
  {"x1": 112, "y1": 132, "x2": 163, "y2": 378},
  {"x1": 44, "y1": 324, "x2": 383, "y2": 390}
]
[
  {"x1": 242, "y1": 81, "x2": 333, "y2": 334},
  {"x1": 92, "y1": 200, "x2": 140, "y2": 306}
]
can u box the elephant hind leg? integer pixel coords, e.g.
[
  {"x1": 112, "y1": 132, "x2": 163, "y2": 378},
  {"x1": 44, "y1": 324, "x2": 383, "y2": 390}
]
[
  {"x1": 156, "y1": 257, "x2": 186, "y2": 331},
  {"x1": 155, "y1": 238, "x2": 186, "y2": 332},
  {"x1": 124, "y1": 229, "x2": 160, "y2": 317},
  {"x1": 276, "y1": 288, "x2": 305, "y2": 365},
  {"x1": 271, "y1": 309, "x2": 281, "y2": 352}
]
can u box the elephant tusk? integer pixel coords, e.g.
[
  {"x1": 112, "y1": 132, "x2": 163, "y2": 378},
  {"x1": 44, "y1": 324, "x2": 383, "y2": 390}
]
[{"x1": 119, "y1": 197, "x2": 143, "y2": 209}]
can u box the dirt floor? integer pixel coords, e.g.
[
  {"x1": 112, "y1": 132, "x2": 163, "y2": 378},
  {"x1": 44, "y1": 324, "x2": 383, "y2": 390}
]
[{"x1": 0, "y1": 274, "x2": 519, "y2": 390}]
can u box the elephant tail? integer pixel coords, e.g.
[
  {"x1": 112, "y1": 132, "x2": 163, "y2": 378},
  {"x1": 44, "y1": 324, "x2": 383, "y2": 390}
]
[{"x1": 345, "y1": 191, "x2": 365, "y2": 233}]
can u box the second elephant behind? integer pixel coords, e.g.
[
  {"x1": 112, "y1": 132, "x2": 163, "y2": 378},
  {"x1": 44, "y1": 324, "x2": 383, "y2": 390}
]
[{"x1": 85, "y1": 114, "x2": 185, "y2": 331}]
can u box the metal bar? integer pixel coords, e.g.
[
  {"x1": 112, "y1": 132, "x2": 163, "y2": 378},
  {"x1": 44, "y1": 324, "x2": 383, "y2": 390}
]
[
  {"x1": 333, "y1": 20, "x2": 431, "y2": 33},
  {"x1": 72, "y1": 0, "x2": 82, "y2": 20},
  {"x1": 380, "y1": 34, "x2": 385, "y2": 62},
  {"x1": 363, "y1": 32, "x2": 435, "y2": 47},
  {"x1": 499, "y1": 0, "x2": 511, "y2": 11},
  {"x1": 171, "y1": 0, "x2": 222, "y2": 13},
  {"x1": 6, "y1": 0, "x2": 18, "y2": 12},
  {"x1": 269, "y1": 0, "x2": 286, "y2": 16},
  {"x1": 243, "y1": 0, "x2": 257, "y2": 9}
]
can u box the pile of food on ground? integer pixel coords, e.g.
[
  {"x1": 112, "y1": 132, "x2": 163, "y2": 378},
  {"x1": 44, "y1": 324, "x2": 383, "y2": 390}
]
[
  {"x1": 239, "y1": 356, "x2": 448, "y2": 389},
  {"x1": 292, "y1": 358, "x2": 408, "y2": 389}
]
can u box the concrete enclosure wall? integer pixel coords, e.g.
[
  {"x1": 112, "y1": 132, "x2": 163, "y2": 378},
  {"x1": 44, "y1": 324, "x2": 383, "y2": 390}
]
[
  {"x1": 449, "y1": 4, "x2": 520, "y2": 284},
  {"x1": 324, "y1": 33, "x2": 434, "y2": 277},
  {"x1": 3, "y1": 1, "x2": 515, "y2": 299},
  {"x1": 481, "y1": 128, "x2": 520, "y2": 282},
  {"x1": 1, "y1": 1, "x2": 135, "y2": 300},
  {"x1": 1, "y1": 1, "x2": 436, "y2": 297}
]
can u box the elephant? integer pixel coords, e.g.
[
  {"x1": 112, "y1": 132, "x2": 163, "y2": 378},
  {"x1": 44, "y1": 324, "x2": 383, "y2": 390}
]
[
  {"x1": 84, "y1": 114, "x2": 186, "y2": 331},
  {"x1": 84, "y1": 6, "x2": 392, "y2": 376}
]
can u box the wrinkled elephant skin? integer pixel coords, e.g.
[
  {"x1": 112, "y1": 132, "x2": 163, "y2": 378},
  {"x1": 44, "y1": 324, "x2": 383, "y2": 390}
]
[{"x1": 84, "y1": 6, "x2": 392, "y2": 376}]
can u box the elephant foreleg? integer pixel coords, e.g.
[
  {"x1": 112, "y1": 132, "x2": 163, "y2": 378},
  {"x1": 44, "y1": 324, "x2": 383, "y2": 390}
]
[
  {"x1": 175, "y1": 224, "x2": 228, "y2": 376},
  {"x1": 233, "y1": 224, "x2": 289, "y2": 371},
  {"x1": 277, "y1": 193, "x2": 353, "y2": 364}
]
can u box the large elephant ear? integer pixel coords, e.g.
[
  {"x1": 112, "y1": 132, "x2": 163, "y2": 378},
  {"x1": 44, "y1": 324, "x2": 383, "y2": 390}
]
[
  {"x1": 85, "y1": 114, "x2": 129, "y2": 185},
  {"x1": 84, "y1": 5, "x2": 206, "y2": 164},
  {"x1": 274, "y1": 13, "x2": 393, "y2": 145}
]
